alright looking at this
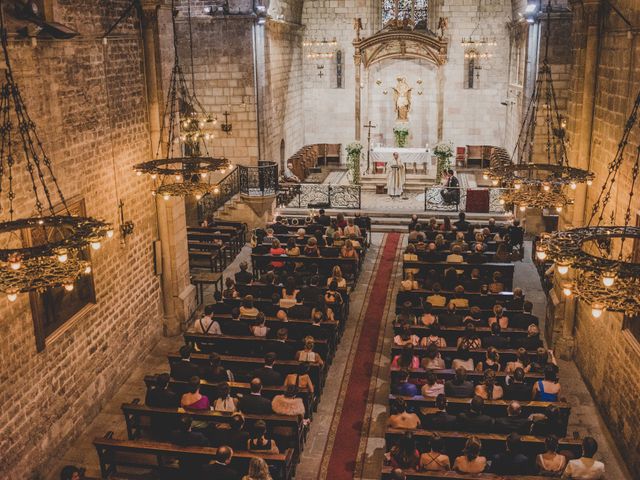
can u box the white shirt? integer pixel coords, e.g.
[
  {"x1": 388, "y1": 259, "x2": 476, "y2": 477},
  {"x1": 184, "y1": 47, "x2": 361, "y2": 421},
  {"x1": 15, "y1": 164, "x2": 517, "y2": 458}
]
[
  {"x1": 194, "y1": 316, "x2": 221, "y2": 335},
  {"x1": 562, "y1": 458, "x2": 605, "y2": 479}
]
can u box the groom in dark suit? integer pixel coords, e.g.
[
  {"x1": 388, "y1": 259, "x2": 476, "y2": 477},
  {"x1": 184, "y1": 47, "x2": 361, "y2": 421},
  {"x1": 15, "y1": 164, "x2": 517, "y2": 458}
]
[{"x1": 441, "y1": 169, "x2": 460, "y2": 205}]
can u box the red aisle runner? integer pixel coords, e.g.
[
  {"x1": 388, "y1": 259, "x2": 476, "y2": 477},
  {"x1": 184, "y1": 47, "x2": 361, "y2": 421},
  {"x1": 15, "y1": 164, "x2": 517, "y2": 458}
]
[{"x1": 325, "y1": 232, "x2": 401, "y2": 479}]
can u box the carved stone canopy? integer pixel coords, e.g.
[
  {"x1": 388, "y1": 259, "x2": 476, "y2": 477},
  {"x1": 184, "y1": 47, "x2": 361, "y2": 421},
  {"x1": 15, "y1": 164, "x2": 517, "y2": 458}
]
[{"x1": 353, "y1": 29, "x2": 448, "y2": 68}]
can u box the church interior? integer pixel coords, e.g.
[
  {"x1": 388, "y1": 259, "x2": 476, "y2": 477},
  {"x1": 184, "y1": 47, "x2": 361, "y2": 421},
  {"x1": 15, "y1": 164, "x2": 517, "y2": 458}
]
[{"x1": 2, "y1": 0, "x2": 640, "y2": 479}]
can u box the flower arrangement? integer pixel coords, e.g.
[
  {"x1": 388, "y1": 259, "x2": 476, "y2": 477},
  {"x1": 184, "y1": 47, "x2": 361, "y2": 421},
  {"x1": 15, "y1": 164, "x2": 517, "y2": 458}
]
[
  {"x1": 345, "y1": 142, "x2": 362, "y2": 184},
  {"x1": 393, "y1": 126, "x2": 410, "y2": 148},
  {"x1": 434, "y1": 141, "x2": 454, "y2": 182}
]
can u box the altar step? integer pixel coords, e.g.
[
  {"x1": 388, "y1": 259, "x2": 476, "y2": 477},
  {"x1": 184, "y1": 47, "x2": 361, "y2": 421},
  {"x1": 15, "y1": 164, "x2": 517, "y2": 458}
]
[{"x1": 359, "y1": 173, "x2": 435, "y2": 192}]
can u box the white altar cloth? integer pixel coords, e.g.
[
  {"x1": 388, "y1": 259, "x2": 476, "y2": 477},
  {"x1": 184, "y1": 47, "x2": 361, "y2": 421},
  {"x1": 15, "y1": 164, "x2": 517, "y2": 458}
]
[{"x1": 370, "y1": 147, "x2": 433, "y2": 165}]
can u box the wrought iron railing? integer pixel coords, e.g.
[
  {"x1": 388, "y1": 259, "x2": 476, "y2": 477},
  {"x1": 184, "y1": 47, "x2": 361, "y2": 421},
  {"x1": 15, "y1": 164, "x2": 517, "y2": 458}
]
[
  {"x1": 423, "y1": 186, "x2": 507, "y2": 213},
  {"x1": 279, "y1": 184, "x2": 362, "y2": 210},
  {"x1": 198, "y1": 167, "x2": 240, "y2": 221},
  {"x1": 239, "y1": 161, "x2": 279, "y2": 197}
]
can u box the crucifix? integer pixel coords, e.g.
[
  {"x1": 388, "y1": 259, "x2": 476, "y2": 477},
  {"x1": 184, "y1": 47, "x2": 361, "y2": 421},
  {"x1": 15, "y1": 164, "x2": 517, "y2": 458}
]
[
  {"x1": 364, "y1": 120, "x2": 376, "y2": 174},
  {"x1": 221, "y1": 110, "x2": 232, "y2": 135}
]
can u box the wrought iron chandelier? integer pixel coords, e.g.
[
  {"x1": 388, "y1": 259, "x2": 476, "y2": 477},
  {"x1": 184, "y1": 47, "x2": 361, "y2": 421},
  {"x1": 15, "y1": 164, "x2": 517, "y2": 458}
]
[
  {"x1": 133, "y1": 0, "x2": 230, "y2": 198},
  {"x1": 541, "y1": 86, "x2": 640, "y2": 317},
  {"x1": 483, "y1": 1, "x2": 594, "y2": 211},
  {"x1": 0, "y1": 10, "x2": 112, "y2": 301}
]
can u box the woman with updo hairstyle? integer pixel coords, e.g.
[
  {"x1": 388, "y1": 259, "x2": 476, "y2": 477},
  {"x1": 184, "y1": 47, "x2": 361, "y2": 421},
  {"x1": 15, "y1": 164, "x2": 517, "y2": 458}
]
[
  {"x1": 453, "y1": 436, "x2": 487, "y2": 473},
  {"x1": 474, "y1": 369, "x2": 503, "y2": 400},
  {"x1": 296, "y1": 336, "x2": 324, "y2": 366}
]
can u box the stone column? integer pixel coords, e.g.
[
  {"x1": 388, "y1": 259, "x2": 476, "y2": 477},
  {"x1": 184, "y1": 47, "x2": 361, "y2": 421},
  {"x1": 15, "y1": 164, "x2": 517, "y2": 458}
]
[
  {"x1": 354, "y1": 52, "x2": 362, "y2": 141},
  {"x1": 141, "y1": 2, "x2": 196, "y2": 336},
  {"x1": 553, "y1": 0, "x2": 601, "y2": 357}
]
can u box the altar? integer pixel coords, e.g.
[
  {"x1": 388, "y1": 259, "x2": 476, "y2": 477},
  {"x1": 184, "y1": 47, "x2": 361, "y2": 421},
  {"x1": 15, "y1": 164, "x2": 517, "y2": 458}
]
[{"x1": 369, "y1": 146, "x2": 437, "y2": 176}]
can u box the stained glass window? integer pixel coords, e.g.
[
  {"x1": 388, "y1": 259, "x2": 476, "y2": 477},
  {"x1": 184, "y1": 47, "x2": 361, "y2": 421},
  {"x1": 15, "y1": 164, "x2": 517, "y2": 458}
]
[{"x1": 382, "y1": 0, "x2": 428, "y2": 30}]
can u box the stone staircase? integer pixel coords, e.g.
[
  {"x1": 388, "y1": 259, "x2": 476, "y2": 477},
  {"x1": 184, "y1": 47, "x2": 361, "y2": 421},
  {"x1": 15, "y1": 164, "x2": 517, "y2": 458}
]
[{"x1": 359, "y1": 172, "x2": 435, "y2": 193}]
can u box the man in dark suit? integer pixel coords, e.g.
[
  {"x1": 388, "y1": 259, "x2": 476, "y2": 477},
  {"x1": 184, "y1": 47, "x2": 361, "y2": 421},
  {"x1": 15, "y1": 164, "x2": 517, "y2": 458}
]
[
  {"x1": 445, "y1": 368, "x2": 475, "y2": 398},
  {"x1": 482, "y1": 323, "x2": 511, "y2": 349},
  {"x1": 171, "y1": 416, "x2": 210, "y2": 475},
  {"x1": 507, "y1": 219, "x2": 524, "y2": 250},
  {"x1": 421, "y1": 242, "x2": 442, "y2": 262},
  {"x1": 424, "y1": 394, "x2": 457, "y2": 431},
  {"x1": 503, "y1": 368, "x2": 533, "y2": 401},
  {"x1": 234, "y1": 261, "x2": 253, "y2": 285},
  {"x1": 171, "y1": 345, "x2": 200, "y2": 381},
  {"x1": 439, "y1": 304, "x2": 463, "y2": 327},
  {"x1": 317, "y1": 208, "x2": 331, "y2": 226},
  {"x1": 251, "y1": 352, "x2": 283, "y2": 386},
  {"x1": 465, "y1": 268, "x2": 482, "y2": 292},
  {"x1": 456, "y1": 396, "x2": 495, "y2": 432},
  {"x1": 453, "y1": 211, "x2": 471, "y2": 232},
  {"x1": 222, "y1": 414, "x2": 250, "y2": 451},
  {"x1": 300, "y1": 275, "x2": 323, "y2": 304},
  {"x1": 202, "y1": 446, "x2": 240, "y2": 479},
  {"x1": 506, "y1": 287, "x2": 525, "y2": 311},
  {"x1": 219, "y1": 309, "x2": 251, "y2": 336},
  {"x1": 490, "y1": 433, "x2": 534, "y2": 475},
  {"x1": 441, "y1": 169, "x2": 461, "y2": 206},
  {"x1": 145, "y1": 373, "x2": 179, "y2": 408},
  {"x1": 494, "y1": 401, "x2": 531, "y2": 434},
  {"x1": 304, "y1": 315, "x2": 329, "y2": 341},
  {"x1": 511, "y1": 301, "x2": 539, "y2": 329},
  {"x1": 467, "y1": 244, "x2": 487, "y2": 264},
  {"x1": 271, "y1": 217, "x2": 290, "y2": 234},
  {"x1": 238, "y1": 378, "x2": 273, "y2": 415},
  {"x1": 268, "y1": 328, "x2": 296, "y2": 360}
]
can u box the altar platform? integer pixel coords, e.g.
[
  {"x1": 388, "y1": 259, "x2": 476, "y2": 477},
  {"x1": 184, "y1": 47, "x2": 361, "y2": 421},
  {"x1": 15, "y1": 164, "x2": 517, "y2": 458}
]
[{"x1": 359, "y1": 171, "x2": 437, "y2": 193}]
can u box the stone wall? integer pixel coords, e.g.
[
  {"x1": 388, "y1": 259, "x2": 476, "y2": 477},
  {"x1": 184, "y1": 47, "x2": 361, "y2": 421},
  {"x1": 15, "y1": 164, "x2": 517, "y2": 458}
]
[
  {"x1": 555, "y1": 1, "x2": 640, "y2": 476},
  {"x1": 301, "y1": 0, "x2": 515, "y2": 154},
  {"x1": 0, "y1": 17, "x2": 163, "y2": 480}
]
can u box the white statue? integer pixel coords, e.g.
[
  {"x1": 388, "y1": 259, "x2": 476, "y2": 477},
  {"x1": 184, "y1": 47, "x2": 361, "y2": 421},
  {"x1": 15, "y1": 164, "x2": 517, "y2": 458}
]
[
  {"x1": 387, "y1": 152, "x2": 406, "y2": 197},
  {"x1": 393, "y1": 77, "x2": 412, "y2": 122}
]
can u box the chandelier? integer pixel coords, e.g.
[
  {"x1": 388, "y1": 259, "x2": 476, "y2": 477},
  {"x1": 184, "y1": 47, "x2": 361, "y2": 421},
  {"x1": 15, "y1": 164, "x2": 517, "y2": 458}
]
[
  {"x1": 133, "y1": 0, "x2": 230, "y2": 198},
  {"x1": 541, "y1": 86, "x2": 640, "y2": 317},
  {"x1": 0, "y1": 13, "x2": 112, "y2": 301},
  {"x1": 483, "y1": 1, "x2": 594, "y2": 211}
]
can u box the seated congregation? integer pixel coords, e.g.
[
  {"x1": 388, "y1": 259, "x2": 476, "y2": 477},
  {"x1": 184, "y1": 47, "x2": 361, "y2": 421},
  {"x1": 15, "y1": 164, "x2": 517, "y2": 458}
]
[
  {"x1": 383, "y1": 214, "x2": 605, "y2": 479},
  {"x1": 91, "y1": 212, "x2": 371, "y2": 479}
]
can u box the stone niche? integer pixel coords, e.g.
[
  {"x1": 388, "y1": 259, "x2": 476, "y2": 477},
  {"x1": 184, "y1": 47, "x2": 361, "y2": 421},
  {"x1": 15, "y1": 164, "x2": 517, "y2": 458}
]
[{"x1": 364, "y1": 58, "x2": 439, "y2": 147}]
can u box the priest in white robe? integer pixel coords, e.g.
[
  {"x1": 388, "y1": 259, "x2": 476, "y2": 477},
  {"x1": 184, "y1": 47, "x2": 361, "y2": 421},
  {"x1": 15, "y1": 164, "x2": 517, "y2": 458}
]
[{"x1": 387, "y1": 152, "x2": 406, "y2": 197}]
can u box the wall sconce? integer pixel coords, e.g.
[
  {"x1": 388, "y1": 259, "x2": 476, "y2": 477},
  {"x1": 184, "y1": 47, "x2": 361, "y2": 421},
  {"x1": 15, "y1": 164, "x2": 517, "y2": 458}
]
[
  {"x1": 221, "y1": 110, "x2": 232, "y2": 135},
  {"x1": 382, "y1": 90, "x2": 388, "y2": 95},
  {"x1": 118, "y1": 200, "x2": 135, "y2": 242}
]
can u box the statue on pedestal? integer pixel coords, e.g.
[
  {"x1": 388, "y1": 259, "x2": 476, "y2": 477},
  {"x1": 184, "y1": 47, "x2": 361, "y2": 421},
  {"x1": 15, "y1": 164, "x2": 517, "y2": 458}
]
[{"x1": 393, "y1": 77, "x2": 412, "y2": 122}]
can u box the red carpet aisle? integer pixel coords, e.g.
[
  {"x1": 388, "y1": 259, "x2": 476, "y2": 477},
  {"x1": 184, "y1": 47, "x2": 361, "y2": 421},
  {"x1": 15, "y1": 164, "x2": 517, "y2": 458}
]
[{"x1": 325, "y1": 232, "x2": 401, "y2": 478}]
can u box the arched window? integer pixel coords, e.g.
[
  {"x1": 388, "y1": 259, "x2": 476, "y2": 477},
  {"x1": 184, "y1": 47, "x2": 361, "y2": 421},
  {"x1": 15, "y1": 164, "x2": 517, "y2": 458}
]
[
  {"x1": 464, "y1": 49, "x2": 480, "y2": 89},
  {"x1": 382, "y1": 0, "x2": 428, "y2": 30}
]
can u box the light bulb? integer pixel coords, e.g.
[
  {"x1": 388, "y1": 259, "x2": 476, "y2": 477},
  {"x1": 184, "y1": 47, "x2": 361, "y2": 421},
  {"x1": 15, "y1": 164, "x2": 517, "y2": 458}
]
[
  {"x1": 7, "y1": 292, "x2": 18, "y2": 302},
  {"x1": 591, "y1": 304, "x2": 604, "y2": 318},
  {"x1": 163, "y1": 195, "x2": 170, "y2": 201},
  {"x1": 587, "y1": 179, "x2": 593, "y2": 186},
  {"x1": 57, "y1": 252, "x2": 68, "y2": 263},
  {"x1": 84, "y1": 265, "x2": 92, "y2": 274},
  {"x1": 519, "y1": 204, "x2": 527, "y2": 212},
  {"x1": 602, "y1": 272, "x2": 616, "y2": 287},
  {"x1": 543, "y1": 183, "x2": 550, "y2": 192},
  {"x1": 499, "y1": 199, "x2": 505, "y2": 205},
  {"x1": 151, "y1": 174, "x2": 157, "y2": 180},
  {"x1": 220, "y1": 169, "x2": 226, "y2": 175},
  {"x1": 91, "y1": 241, "x2": 101, "y2": 250},
  {"x1": 514, "y1": 182, "x2": 521, "y2": 190},
  {"x1": 175, "y1": 175, "x2": 182, "y2": 181},
  {"x1": 9, "y1": 261, "x2": 21, "y2": 271},
  {"x1": 535, "y1": 247, "x2": 547, "y2": 261},
  {"x1": 137, "y1": 171, "x2": 142, "y2": 176},
  {"x1": 195, "y1": 194, "x2": 202, "y2": 200},
  {"x1": 200, "y1": 172, "x2": 207, "y2": 178},
  {"x1": 483, "y1": 173, "x2": 489, "y2": 180},
  {"x1": 492, "y1": 179, "x2": 499, "y2": 186},
  {"x1": 556, "y1": 205, "x2": 563, "y2": 213},
  {"x1": 570, "y1": 182, "x2": 577, "y2": 190},
  {"x1": 64, "y1": 283, "x2": 74, "y2": 292},
  {"x1": 557, "y1": 262, "x2": 570, "y2": 275},
  {"x1": 106, "y1": 229, "x2": 114, "y2": 238},
  {"x1": 562, "y1": 286, "x2": 572, "y2": 297},
  {"x1": 214, "y1": 187, "x2": 220, "y2": 194}
]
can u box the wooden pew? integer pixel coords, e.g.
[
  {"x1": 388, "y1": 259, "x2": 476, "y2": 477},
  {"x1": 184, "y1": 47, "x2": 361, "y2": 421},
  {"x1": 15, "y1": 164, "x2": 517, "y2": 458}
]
[
  {"x1": 168, "y1": 353, "x2": 325, "y2": 392},
  {"x1": 121, "y1": 400, "x2": 305, "y2": 459},
  {"x1": 251, "y1": 253, "x2": 359, "y2": 278},
  {"x1": 389, "y1": 395, "x2": 571, "y2": 436},
  {"x1": 211, "y1": 312, "x2": 340, "y2": 340},
  {"x1": 384, "y1": 428, "x2": 582, "y2": 458},
  {"x1": 391, "y1": 324, "x2": 530, "y2": 344},
  {"x1": 390, "y1": 346, "x2": 539, "y2": 364},
  {"x1": 381, "y1": 467, "x2": 557, "y2": 480},
  {"x1": 93, "y1": 432, "x2": 295, "y2": 479},
  {"x1": 390, "y1": 368, "x2": 544, "y2": 385},
  {"x1": 144, "y1": 376, "x2": 315, "y2": 417},
  {"x1": 403, "y1": 261, "x2": 515, "y2": 289},
  {"x1": 183, "y1": 333, "x2": 332, "y2": 365}
]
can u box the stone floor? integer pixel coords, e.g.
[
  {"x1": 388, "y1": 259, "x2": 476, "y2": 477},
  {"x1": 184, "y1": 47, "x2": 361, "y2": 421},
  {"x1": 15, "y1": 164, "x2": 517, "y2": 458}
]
[{"x1": 50, "y1": 235, "x2": 634, "y2": 479}]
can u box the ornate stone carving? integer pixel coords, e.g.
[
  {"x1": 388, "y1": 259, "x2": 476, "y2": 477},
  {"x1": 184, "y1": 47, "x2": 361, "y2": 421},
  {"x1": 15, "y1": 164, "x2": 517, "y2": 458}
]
[{"x1": 353, "y1": 29, "x2": 448, "y2": 68}]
